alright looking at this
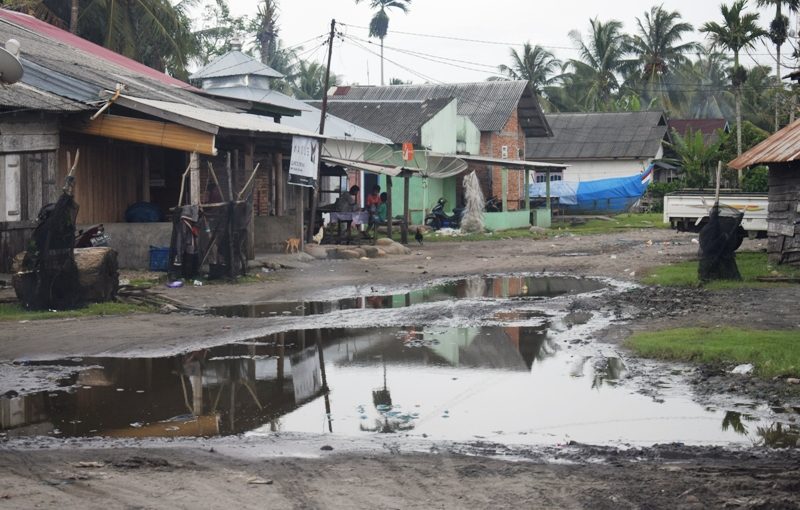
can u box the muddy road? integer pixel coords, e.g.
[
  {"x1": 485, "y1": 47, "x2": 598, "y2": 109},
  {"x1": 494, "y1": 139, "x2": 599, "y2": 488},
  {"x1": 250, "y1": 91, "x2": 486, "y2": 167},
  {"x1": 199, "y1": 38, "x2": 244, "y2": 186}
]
[{"x1": 2, "y1": 229, "x2": 800, "y2": 509}]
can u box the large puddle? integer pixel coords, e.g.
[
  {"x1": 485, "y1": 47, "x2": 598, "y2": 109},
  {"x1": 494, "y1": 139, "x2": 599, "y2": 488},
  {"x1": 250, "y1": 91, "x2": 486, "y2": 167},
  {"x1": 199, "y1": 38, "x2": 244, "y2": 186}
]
[{"x1": 2, "y1": 275, "x2": 797, "y2": 448}]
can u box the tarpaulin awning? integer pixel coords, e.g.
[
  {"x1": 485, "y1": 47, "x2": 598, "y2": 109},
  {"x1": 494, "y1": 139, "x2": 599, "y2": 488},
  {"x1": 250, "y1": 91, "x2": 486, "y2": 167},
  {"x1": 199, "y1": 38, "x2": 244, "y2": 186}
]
[{"x1": 458, "y1": 154, "x2": 567, "y2": 171}]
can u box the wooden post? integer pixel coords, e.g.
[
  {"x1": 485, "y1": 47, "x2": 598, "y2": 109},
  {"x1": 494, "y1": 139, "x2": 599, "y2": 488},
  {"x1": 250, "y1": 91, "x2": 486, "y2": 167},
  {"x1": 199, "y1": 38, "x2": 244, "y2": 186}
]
[
  {"x1": 501, "y1": 167, "x2": 508, "y2": 212},
  {"x1": 142, "y1": 148, "x2": 150, "y2": 202},
  {"x1": 307, "y1": 19, "x2": 337, "y2": 244},
  {"x1": 402, "y1": 173, "x2": 410, "y2": 244},
  {"x1": 715, "y1": 161, "x2": 723, "y2": 206},
  {"x1": 189, "y1": 152, "x2": 200, "y2": 205},
  {"x1": 275, "y1": 153, "x2": 283, "y2": 216},
  {"x1": 225, "y1": 152, "x2": 233, "y2": 201},
  {"x1": 244, "y1": 143, "x2": 255, "y2": 259},
  {"x1": 545, "y1": 170, "x2": 551, "y2": 210},
  {"x1": 524, "y1": 169, "x2": 530, "y2": 211},
  {"x1": 297, "y1": 186, "x2": 305, "y2": 249},
  {"x1": 386, "y1": 176, "x2": 393, "y2": 239}
]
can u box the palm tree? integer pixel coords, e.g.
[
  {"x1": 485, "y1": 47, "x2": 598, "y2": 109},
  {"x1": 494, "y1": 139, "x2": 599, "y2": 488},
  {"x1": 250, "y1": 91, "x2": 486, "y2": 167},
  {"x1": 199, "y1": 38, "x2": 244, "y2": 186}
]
[
  {"x1": 672, "y1": 48, "x2": 735, "y2": 119},
  {"x1": 255, "y1": 0, "x2": 280, "y2": 66},
  {"x1": 624, "y1": 5, "x2": 700, "y2": 112},
  {"x1": 567, "y1": 18, "x2": 629, "y2": 111},
  {"x1": 292, "y1": 59, "x2": 338, "y2": 99},
  {"x1": 701, "y1": 0, "x2": 767, "y2": 163},
  {"x1": 756, "y1": 0, "x2": 800, "y2": 131},
  {"x1": 498, "y1": 42, "x2": 561, "y2": 107},
  {"x1": 354, "y1": 0, "x2": 411, "y2": 86}
]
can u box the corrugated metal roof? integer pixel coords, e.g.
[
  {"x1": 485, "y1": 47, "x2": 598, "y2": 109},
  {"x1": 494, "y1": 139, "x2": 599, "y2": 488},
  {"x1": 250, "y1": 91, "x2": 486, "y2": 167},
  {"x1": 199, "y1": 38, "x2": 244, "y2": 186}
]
[
  {"x1": 309, "y1": 98, "x2": 454, "y2": 144},
  {"x1": 0, "y1": 10, "x2": 227, "y2": 111},
  {"x1": 118, "y1": 95, "x2": 322, "y2": 138},
  {"x1": 190, "y1": 51, "x2": 283, "y2": 80},
  {"x1": 525, "y1": 111, "x2": 668, "y2": 161},
  {"x1": 0, "y1": 81, "x2": 86, "y2": 111},
  {"x1": 729, "y1": 118, "x2": 800, "y2": 169},
  {"x1": 328, "y1": 81, "x2": 551, "y2": 137},
  {"x1": 20, "y1": 58, "x2": 102, "y2": 103},
  {"x1": 202, "y1": 86, "x2": 307, "y2": 113}
]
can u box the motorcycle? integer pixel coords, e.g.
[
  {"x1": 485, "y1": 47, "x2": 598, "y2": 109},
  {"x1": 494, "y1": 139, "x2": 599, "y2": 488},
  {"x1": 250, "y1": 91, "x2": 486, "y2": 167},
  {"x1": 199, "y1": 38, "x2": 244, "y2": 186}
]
[
  {"x1": 485, "y1": 196, "x2": 503, "y2": 213},
  {"x1": 424, "y1": 198, "x2": 464, "y2": 230},
  {"x1": 75, "y1": 224, "x2": 110, "y2": 248}
]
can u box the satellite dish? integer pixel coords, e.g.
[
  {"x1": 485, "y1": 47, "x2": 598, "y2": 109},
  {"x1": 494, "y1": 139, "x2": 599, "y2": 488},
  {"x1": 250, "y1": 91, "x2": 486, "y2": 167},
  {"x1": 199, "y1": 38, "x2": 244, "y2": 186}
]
[{"x1": 0, "y1": 39, "x2": 23, "y2": 85}]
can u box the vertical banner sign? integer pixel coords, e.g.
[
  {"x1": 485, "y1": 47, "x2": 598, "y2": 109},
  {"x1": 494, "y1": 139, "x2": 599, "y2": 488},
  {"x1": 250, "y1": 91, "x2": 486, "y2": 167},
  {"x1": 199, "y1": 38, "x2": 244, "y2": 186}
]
[
  {"x1": 402, "y1": 142, "x2": 414, "y2": 162},
  {"x1": 289, "y1": 136, "x2": 318, "y2": 187}
]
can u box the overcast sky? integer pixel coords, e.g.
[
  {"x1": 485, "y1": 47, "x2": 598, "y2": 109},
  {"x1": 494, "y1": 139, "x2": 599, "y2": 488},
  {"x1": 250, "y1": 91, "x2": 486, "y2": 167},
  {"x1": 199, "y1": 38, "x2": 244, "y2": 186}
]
[{"x1": 224, "y1": 0, "x2": 787, "y2": 85}]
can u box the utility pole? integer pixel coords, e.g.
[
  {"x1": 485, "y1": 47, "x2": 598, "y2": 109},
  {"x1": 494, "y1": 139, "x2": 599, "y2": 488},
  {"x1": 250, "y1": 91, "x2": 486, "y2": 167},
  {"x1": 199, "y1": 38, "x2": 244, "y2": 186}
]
[{"x1": 307, "y1": 19, "x2": 336, "y2": 244}]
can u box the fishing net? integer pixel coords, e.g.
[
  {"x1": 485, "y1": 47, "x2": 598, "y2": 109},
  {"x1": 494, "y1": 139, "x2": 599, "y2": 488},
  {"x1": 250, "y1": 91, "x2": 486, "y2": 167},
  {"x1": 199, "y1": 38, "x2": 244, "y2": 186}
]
[
  {"x1": 698, "y1": 204, "x2": 745, "y2": 282},
  {"x1": 460, "y1": 171, "x2": 485, "y2": 234},
  {"x1": 15, "y1": 192, "x2": 81, "y2": 310}
]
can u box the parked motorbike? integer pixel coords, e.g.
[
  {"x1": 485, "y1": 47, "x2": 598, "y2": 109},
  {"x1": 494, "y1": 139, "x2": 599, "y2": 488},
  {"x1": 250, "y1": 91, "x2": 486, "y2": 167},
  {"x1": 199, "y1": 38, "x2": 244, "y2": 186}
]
[
  {"x1": 75, "y1": 224, "x2": 110, "y2": 248},
  {"x1": 485, "y1": 196, "x2": 503, "y2": 213},
  {"x1": 424, "y1": 198, "x2": 464, "y2": 230}
]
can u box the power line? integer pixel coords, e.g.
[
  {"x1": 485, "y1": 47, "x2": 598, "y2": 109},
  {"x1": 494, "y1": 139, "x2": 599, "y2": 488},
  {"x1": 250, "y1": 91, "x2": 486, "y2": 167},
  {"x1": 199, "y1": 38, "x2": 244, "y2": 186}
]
[{"x1": 337, "y1": 21, "x2": 787, "y2": 58}]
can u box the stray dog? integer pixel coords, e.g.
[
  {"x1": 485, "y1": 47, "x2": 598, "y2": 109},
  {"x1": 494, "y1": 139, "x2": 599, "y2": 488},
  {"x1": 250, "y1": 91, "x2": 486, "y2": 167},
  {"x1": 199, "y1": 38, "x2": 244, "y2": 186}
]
[{"x1": 284, "y1": 237, "x2": 301, "y2": 254}]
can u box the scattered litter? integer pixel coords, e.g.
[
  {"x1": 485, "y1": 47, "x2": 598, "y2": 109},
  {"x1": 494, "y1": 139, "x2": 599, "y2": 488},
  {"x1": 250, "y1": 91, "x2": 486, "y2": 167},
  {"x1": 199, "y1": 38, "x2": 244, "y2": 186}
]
[
  {"x1": 129, "y1": 422, "x2": 143, "y2": 428},
  {"x1": 192, "y1": 280, "x2": 203, "y2": 287},
  {"x1": 731, "y1": 364, "x2": 754, "y2": 375},
  {"x1": 247, "y1": 477, "x2": 273, "y2": 485},
  {"x1": 320, "y1": 445, "x2": 334, "y2": 451},
  {"x1": 166, "y1": 281, "x2": 183, "y2": 288},
  {"x1": 787, "y1": 378, "x2": 800, "y2": 385},
  {"x1": 74, "y1": 461, "x2": 105, "y2": 468},
  {"x1": 610, "y1": 255, "x2": 617, "y2": 259},
  {"x1": 116, "y1": 388, "x2": 125, "y2": 392},
  {"x1": 119, "y1": 278, "x2": 130, "y2": 286},
  {"x1": 691, "y1": 238, "x2": 699, "y2": 244}
]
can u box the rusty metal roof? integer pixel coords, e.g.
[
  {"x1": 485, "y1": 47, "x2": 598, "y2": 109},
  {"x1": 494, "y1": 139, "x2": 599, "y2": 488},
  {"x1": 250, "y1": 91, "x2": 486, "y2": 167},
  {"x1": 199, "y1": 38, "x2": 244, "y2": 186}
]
[{"x1": 728, "y1": 119, "x2": 800, "y2": 169}]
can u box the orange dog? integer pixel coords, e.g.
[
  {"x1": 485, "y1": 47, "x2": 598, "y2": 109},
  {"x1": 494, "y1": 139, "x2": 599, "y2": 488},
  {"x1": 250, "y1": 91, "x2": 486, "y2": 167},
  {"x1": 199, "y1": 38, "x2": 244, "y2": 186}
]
[{"x1": 284, "y1": 237, "x2": 301, "y2": 254}]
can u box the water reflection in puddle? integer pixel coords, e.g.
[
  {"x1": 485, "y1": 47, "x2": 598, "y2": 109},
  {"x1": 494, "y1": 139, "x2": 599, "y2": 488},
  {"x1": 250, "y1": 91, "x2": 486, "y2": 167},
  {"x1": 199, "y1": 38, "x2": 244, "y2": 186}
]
[
  {"x1": 210, "y1": 275, "x2": 605, "y2": 318},
  {"x1": 2, "y1": 324, "x2": 795, "y2": 448}
]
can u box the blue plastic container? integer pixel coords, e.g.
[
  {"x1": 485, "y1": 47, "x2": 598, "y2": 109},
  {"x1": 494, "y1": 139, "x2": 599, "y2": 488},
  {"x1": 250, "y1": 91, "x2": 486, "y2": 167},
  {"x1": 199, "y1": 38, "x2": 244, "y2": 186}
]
[{"x1": 149, "y1": 246, "x2": 169, "y2": 272}]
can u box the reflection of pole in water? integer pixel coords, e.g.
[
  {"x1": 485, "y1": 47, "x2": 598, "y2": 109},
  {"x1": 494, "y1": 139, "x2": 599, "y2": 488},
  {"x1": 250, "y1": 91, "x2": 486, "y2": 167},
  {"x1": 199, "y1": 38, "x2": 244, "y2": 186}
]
[
  {"x1": 277, "y1": 333, "x2": 285, "y2": 383},
  {"x1": 316, "y1": 329, "x2": 332, "y2": 433}
]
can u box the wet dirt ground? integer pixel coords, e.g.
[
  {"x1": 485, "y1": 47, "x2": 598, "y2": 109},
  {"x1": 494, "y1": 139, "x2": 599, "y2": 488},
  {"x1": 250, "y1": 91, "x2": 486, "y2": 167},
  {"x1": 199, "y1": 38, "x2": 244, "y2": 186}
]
[{"x1": 2, "y1": 229, "x2": 800, "y2": 509}]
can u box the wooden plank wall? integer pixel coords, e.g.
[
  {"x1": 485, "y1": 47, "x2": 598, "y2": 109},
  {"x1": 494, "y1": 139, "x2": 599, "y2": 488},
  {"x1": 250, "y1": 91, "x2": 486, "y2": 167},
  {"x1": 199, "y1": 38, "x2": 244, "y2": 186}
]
[
  {"x1": 767, "y1": 165, "x2": 800, "y2": 266},
  {"x1": 0, "y1": 221, "x2": 35, "y2": 273},
  {"x1": 58, "y1": 138, "x2": 145, "y2": 224}
]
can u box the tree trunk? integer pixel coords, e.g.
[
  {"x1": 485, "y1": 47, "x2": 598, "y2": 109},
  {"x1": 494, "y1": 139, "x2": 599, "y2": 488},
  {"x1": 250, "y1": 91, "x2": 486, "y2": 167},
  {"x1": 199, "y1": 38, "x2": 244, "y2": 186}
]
[
  {"x1": 776, "y1": 43, "x2": 781, "y2": 133},
  {"x1": 380, "y1": 38, "x2": 385, "y2": 86},
  {"x1": 736, "y1": 84, "x2": 743, "y2": 184},
  {"x1": 70, "y1": 0, "x2": 79, "y2": 34}
]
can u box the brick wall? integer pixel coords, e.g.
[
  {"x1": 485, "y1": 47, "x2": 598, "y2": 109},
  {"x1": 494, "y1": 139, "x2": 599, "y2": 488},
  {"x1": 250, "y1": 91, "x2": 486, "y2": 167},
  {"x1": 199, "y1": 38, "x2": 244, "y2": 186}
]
[{"x1": 477, "y1": 108, "x2": 526, "y2": 210}]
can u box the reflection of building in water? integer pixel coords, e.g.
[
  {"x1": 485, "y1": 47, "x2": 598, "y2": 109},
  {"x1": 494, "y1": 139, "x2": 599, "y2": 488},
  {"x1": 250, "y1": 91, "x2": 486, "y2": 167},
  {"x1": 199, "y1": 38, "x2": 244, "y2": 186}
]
[
  {"x1": 1, "y1": 323, "x2": 559, "y2": 439},
  {"x1": 0, "y1": 332, "x2": 327, "y2": 439}
]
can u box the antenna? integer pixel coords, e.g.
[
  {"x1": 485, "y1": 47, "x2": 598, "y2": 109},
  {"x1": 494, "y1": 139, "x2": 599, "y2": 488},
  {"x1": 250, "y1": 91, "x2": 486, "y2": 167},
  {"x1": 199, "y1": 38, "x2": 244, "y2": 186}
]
[{"x1": 0, "y1": 39, "x2": 23, "y2": 85}]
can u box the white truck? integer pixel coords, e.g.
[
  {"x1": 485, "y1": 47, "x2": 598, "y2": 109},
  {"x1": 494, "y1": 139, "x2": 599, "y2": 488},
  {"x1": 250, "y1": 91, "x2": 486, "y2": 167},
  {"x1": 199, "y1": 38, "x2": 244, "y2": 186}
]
[{"x1": 663, "y1": 190, "x2": 769, "y2": 236}]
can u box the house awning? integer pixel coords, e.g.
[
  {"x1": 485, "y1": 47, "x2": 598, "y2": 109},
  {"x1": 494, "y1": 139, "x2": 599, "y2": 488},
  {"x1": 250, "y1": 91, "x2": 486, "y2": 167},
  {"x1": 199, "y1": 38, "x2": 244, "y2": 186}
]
[
  {"x1": 322, "y1": 157, "x2": 404, "y2": 177},
  {"x1": 458, "y1": 154, "x2": 567, "y2": 171},
  {"x1": 114, "y1": 95, "x2": 324, "y2": 139},
  {"x1": 64, "y1": 114, "x2": 218, "y2": 155}
]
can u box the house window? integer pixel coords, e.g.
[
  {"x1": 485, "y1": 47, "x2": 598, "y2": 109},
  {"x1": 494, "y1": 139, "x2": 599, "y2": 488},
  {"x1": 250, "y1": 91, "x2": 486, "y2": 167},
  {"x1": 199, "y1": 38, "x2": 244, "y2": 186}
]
[{"x1": 535, "y1": 174, "x2": 562, "y2": 183}]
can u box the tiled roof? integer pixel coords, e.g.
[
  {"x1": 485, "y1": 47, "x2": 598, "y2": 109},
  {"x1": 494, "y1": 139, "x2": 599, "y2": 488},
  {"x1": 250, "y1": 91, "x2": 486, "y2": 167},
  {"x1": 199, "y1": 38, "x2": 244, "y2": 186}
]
[
  {"x1": 328, "y1": 81, "x2": 551, "y2": 137},
  {"x1": 309, "y1": 98, "x2": 454, "y2": 144},
  {"x1": 525, "y1": 111, "x2": 668, "y2": 160}
]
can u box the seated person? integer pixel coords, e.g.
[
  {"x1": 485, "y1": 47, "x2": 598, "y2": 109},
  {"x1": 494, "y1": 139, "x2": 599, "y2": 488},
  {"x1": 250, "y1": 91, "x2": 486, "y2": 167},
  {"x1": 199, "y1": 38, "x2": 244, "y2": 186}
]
[
  {"x1": 366, "y1": 185, "x2": 381, "y2": 212},
  {"x1": 376, "y1": 192, "x2": 388, "y2": 223}
]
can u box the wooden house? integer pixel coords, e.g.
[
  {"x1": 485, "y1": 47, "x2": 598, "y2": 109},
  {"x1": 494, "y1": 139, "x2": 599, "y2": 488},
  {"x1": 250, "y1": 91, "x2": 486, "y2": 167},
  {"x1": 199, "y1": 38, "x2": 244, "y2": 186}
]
[
  {"x1": 729, "y1": 119, "x2": 800, "y2": 266},
  {"x1": 0, "y1": 9, "x2": 320, "y2": 271}
]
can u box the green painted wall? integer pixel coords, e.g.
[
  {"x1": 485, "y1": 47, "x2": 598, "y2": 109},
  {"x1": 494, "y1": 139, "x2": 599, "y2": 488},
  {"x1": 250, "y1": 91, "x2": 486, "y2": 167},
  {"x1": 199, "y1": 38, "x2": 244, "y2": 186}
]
[
  {"x1": 381, "y1": 174, "x2": 458, "y2": 225},
  {"x1": 484, "y1": 210, "x2": 532, "y2": 231},
  {"x1": 420, "y1": 100, "x2": 457, "y2": 153}
]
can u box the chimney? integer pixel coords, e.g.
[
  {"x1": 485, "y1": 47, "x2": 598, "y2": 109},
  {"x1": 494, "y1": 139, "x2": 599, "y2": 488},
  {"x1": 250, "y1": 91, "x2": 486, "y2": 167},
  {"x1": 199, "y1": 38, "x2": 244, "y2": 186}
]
[{"x1": 230, "y1": 37, "x2": 242, "y2": 52}]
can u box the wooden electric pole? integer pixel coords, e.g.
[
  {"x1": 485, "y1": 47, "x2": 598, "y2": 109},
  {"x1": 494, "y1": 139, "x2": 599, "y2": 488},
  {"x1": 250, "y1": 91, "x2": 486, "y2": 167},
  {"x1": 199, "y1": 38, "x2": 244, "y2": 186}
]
[{"x1": 307, "y1": 19, "x2": 336, "y2": 244}]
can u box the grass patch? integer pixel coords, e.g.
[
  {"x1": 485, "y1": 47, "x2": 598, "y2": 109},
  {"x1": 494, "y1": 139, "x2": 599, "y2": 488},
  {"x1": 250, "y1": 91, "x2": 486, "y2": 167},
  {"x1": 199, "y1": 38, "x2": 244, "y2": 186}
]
[
  {"x1": 626, "y1": 327, "x2": 800, "y2": 378},
  {"x1": 0, "y1": 301, "x2": 151, "y2": 322},
  {"x1": 643, "y1": 251, "x2": 800, "y2": 289},
  {"x1": 552, "y1": 213, "x2": 668, "y2": 235}
]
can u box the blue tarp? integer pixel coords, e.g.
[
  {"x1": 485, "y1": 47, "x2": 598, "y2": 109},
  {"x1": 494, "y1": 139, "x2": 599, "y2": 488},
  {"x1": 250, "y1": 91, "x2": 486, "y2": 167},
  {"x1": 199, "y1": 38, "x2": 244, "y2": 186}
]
[{"x1": 530, "y1": 165, "x2": 654, "y2": 214}]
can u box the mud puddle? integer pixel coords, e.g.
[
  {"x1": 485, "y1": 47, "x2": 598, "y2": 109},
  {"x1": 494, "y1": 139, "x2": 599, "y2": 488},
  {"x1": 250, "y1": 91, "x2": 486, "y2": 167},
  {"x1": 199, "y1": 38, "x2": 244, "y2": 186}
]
[
  {"x1": 210, "y1": 275, "x2": 605, "y2": 318},
  {"x1": 2, "y1": 275, "x2": 796, "y2": 449}
]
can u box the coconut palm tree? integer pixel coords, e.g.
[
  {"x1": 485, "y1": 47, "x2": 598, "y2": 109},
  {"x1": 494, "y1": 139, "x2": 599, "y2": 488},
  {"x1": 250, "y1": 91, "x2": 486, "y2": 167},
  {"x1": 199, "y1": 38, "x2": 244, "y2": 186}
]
[
  {"x1": 567, "y1": 18, "x2": 629, "y2": 111},
  {"x1": 756, "y1": 0, "x2": 800, "y2": 130},
  {"x1": 292, "y1": 59, "x2": 338, "y2": 99},
  {"x1": 255, "y1": 0, "x2": 280, "y2": 66},
  {"x1": 498, "y1": 42, "x2": 561, "y2": 108},
  {"x1": 624, "y1": 5, "x2": 701, "y2": 113},
  {"x1": 354, "y1": 0, "x2": 411, "y2": 86},
  {"x1": 672, "y1": 48, "x2": 735, "y2": 119},
  {"x1": 701, "y1": 0, "x2": 767, "y2": 162}
]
